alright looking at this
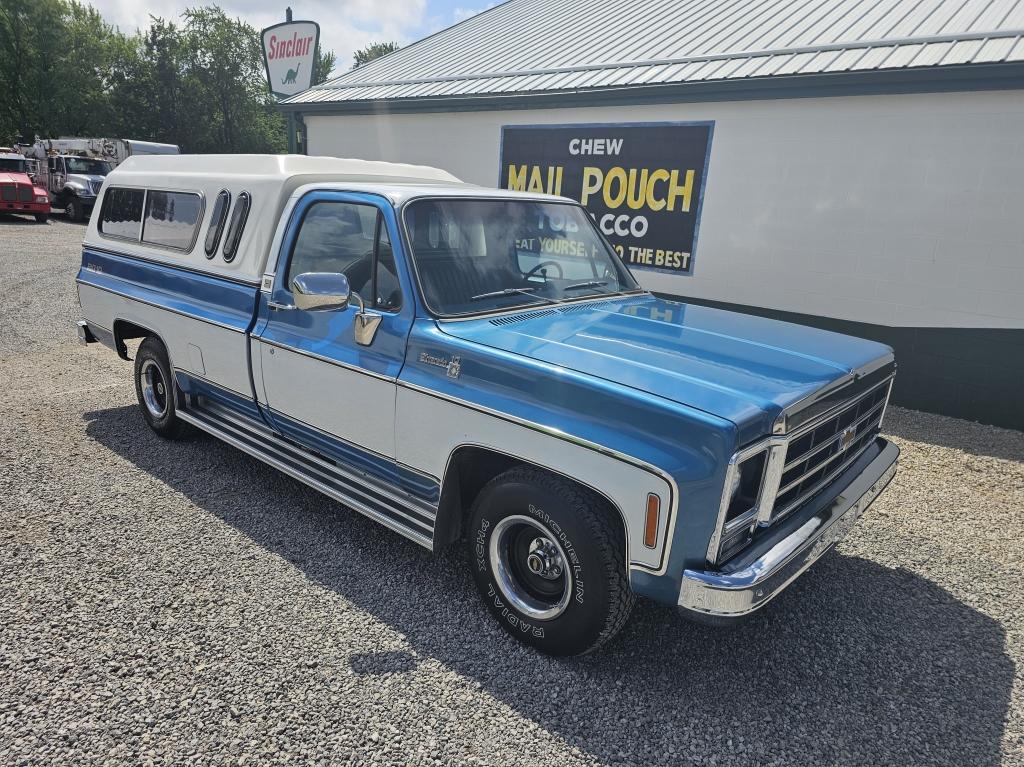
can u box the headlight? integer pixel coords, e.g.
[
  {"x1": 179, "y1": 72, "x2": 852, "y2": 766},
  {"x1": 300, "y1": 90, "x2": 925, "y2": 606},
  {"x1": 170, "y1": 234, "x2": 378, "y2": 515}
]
[
  {"x1": 35, "y1": 195, "x2": 48, "y2": 203},
  {"x1": 724, "y1": 451, "x2": 767, "y2": 524},
  {"x1": 713, "y1": 448, "x2": 768, "y2": 563}
]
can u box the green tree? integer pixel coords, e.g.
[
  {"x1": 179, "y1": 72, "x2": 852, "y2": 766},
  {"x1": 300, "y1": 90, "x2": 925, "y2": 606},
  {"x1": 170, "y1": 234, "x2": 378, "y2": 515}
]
[
  {"x1": 180, "y1": 7, "x2": 284, "y2": 152},
  {"x1": 0, "y1": 1, "x2": 285, "y2": 152},
  {"x1": 314, "y1": 46, "x2": 337, "y2": 85},
  {"x1": 352, "y1": 41, "x2": 399, "y2": 69},
  {"x1": 0, "y1": 0, "x2": 125, "y2": 140}
]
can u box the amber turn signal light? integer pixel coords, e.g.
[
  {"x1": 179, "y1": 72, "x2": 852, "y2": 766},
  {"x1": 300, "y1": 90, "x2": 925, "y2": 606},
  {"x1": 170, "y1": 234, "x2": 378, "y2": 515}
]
[{"x1": 643, "y1": 494, "x2": 660, "y2": 548}]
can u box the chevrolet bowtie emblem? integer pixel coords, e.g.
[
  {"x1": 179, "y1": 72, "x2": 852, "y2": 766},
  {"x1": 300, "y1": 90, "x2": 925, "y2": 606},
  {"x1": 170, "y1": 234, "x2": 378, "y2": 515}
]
[{"x1": 840, "y1": 426, "x2": 857, "y2": 450}]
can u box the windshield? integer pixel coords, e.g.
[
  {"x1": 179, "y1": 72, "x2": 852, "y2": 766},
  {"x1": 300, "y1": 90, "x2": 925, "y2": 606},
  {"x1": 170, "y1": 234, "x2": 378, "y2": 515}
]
[
  {"x1": 0, "y1": 158, "x2": 27, "y2": 174},
  {"x1": 64, "y1": 157, "x2": 112, "y2": 176},
  {"x1": 403, "y1": 199, "x2": 640, "y2": 317}
]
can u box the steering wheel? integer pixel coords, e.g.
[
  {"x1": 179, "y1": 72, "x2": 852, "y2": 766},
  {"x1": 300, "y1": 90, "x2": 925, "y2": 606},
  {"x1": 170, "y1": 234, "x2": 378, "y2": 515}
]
[{"x1": 524, "y1": 260, "x2": 564, "y2": 281}]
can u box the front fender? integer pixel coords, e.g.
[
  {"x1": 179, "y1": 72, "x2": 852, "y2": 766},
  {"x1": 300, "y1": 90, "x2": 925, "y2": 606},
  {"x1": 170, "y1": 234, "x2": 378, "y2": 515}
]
[{"x1": 396, "y1": 319, "x2": 737, "y2": 601}]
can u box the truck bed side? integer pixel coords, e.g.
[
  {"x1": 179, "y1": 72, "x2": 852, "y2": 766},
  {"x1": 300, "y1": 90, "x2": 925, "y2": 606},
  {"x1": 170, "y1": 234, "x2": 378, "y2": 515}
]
[{"x1": 77, "y1": 245, "x2": 262, "y2": 400}]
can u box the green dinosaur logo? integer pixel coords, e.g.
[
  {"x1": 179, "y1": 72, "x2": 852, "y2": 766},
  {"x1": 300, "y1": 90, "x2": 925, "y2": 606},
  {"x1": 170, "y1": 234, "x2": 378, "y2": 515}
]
[{"x1": 282, "y1": 62, "x2": 301, "y2": 85}]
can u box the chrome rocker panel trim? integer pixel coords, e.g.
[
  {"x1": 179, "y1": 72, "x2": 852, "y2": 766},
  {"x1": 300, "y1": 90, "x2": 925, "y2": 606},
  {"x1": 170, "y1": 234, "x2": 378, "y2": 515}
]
[
  {"x1": 175, "y1": 395, "x2": 437, "y2": 550},
  {"x1": 679, "y1": 438, "x2": 899, "y2": 622}
]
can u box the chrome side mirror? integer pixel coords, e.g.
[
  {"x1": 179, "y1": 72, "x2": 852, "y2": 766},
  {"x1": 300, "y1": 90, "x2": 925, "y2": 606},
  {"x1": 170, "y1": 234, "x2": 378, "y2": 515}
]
[
  {"x1": 290, "y1": 271, "x2": 382, "y2": 346},
  {"x1": 292, "y1": 272, "x2": 351, "y2": 311}
]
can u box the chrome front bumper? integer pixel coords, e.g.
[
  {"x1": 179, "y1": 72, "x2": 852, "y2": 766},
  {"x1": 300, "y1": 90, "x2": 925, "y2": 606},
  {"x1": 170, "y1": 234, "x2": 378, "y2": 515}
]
[{"x1": 678, "y1": 438, "x2": 899, "y2": 622}]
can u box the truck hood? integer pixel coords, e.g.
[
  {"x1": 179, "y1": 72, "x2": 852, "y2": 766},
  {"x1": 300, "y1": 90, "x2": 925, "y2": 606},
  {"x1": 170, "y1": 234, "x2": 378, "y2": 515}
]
[
  {"x1": 0, "y1": 172, "x2": 46, "y2": 194},
  {"x1": 0, "y1": 172, "x2": 32, "y2": 185},
  {"x1": 438, "y1": 294, "x2": 893, "y2": 442}
]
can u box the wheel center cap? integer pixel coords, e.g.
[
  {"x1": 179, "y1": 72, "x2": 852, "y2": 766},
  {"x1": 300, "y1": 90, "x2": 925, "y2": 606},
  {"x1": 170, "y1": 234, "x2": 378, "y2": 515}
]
[{"x1": 526, "y1": 536, "x2": 563, "y2": 580}]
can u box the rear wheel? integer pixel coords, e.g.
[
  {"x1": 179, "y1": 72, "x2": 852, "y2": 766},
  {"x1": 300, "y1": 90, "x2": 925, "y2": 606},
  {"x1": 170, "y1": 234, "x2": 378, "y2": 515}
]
[
  {"x1": 467, "y1": 466, "x2": 634, "y2": 656},
  {"x1": 134, "y1": 337, "x2": 190, "y2": 439}
]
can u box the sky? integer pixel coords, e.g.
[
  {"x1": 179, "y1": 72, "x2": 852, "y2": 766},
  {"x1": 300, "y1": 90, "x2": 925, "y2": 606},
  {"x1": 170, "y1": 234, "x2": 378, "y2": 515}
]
[{"x1": 87, "y1": 0, "x2": 495, "y2": 77}]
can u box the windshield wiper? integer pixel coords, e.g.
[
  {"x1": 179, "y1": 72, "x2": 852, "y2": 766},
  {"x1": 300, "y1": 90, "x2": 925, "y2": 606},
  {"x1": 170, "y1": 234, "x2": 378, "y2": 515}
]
[
  {"x1": 563, "y1": 280, "x2": 611, "y2": 293},
  {"x1": 469, "y1": 287, "x2": 560, "y2": 305}
]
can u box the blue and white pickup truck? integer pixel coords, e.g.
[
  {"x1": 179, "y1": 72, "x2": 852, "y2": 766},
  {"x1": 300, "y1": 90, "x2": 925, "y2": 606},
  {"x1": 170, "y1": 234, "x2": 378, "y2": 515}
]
[{"x1": 76, "y1": 154, "x2": 899, "y2": 656}]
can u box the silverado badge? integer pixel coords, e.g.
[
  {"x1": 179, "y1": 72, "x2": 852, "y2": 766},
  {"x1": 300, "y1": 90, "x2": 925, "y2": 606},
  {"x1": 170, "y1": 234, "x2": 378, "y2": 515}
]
[{"x1": 419, "y1": 352, "x2": 462, "y2": 379}]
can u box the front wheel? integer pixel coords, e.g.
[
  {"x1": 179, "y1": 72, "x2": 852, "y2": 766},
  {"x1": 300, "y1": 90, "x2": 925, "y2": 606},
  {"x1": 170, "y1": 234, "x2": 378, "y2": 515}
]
[
  {"x1": 134, "y1": 337, "x2": 191, "y2": 439},
  {"x1": 64, "y1": 196, "x2": 83, "y2": 222},
  {"x1": 34, "y1": 213, "x2": 49, "y2": 224},
  {"x1": 467, "y1": 467, "x2": 634, "y2": 656}
]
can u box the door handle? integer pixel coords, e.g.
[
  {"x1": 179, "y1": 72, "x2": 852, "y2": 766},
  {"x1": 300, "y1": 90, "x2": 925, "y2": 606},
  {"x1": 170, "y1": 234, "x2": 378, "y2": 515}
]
[{"x1": 268, "y1": 300, "x2": 296, "y2": 311}]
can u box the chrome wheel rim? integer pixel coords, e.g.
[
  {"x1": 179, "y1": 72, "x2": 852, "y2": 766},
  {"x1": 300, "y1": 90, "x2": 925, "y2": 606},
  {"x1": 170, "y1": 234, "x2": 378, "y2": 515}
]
[
  {"x1": 65, "y1": 201, "x2": 75, "y2": 217},
  {"x1": 140, "y1": 359, "x2": 168, "y2": 418},
  {"x1": 489, "y1": 514, "x2": 572, "y2": 620}
]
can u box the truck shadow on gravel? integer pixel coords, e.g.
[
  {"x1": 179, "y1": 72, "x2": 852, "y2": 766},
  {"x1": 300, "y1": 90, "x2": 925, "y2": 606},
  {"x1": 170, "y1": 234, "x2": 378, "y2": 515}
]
[
  {"x1": 0, "y1": 214, "x2": 43, "y2": 226},
  {"x1": 85, "y1": 405, "x2": 1014, "y2": 767}
]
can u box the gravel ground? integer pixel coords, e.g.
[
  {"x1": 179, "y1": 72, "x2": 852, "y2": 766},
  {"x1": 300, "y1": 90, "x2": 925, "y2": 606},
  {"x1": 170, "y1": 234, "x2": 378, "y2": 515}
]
[{"x1": 1, "y1": 215, "x2": 1022, "y2": 766}]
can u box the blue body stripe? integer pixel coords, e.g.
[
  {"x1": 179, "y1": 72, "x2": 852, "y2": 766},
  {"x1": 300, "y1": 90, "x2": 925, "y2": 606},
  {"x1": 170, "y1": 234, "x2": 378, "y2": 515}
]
[
  {"x1": 78, "y1": 248, "x2": 259, "y2": 333},
  {"x1": 174, "y1": 369, "x2": 264, "y2": 420}
]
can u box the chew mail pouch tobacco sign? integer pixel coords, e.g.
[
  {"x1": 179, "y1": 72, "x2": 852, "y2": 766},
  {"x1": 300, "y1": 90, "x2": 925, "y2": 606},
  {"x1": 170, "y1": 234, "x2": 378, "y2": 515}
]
[{"x1": 500, "y1": 122, "x2": 714, "y2": 275}]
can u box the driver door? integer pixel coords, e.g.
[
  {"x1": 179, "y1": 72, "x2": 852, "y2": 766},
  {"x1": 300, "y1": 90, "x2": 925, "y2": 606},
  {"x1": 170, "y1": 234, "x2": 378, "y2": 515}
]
[
  {"x1": 48, "y1": 157, "x2": 64, "y2": 194},
  {"x1": 253, "y1": 191, "x2": 411, "y2": 472}
]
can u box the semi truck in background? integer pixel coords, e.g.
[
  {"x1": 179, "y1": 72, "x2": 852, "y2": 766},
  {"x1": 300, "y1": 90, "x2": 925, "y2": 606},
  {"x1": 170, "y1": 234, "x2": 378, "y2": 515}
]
[
  {"x1": 17, "y1": 138, "x2": 179, "y2": 222},
  {"x1": 0, "y1": 151, "x2": 51, "y2": 223}
]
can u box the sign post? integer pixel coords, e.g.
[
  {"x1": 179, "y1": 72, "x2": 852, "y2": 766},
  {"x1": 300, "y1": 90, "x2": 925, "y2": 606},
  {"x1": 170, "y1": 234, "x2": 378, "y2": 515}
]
[{"x1": 261, "y1": 9, "x2": 320, "y2": 153}]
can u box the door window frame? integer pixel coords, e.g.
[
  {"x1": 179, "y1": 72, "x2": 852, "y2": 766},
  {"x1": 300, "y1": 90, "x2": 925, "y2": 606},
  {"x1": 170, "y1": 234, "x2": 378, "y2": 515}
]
[{"x1": 274, "y1": 191, "x2": 409, "y2": 316}]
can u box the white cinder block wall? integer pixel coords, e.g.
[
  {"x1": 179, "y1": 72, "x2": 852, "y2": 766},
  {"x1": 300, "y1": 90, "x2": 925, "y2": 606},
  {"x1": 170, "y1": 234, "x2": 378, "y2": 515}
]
[{"x1": 306, "y1": 89, "x2": 1024, "y2": 331}]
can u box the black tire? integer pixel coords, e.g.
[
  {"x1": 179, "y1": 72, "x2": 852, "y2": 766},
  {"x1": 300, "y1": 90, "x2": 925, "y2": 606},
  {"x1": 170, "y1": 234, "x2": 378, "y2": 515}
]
[
  {"x1": 34, "y1": 213, "x2": 48, "y2": 224},
  {"x1": 467, "y1": 466, "x2": 634, "y2": 656},
  {"x1": 134, "y1": 337, "x2": 190, "y2": 439},
  {"x1": 64, "y1": 196, "x2": 83, "y2": 222}
]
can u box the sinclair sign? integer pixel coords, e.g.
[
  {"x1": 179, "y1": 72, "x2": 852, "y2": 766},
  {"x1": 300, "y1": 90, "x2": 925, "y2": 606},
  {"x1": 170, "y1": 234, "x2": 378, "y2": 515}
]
[{"x1": 261, "y1": 18, "x2": 319, "y2": 99}]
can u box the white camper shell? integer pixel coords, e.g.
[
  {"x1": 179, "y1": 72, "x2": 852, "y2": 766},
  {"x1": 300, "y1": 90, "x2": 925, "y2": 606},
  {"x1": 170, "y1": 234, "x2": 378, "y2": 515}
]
[{"x1": 84, "y1": 154, "x2": 464, "y2": 285}]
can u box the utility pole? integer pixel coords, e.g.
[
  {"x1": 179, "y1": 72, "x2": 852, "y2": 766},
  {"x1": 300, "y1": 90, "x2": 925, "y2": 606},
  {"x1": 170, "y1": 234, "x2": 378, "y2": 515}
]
[{"x1": 286, "y1": 7, "x2": 296, "y2": 153}]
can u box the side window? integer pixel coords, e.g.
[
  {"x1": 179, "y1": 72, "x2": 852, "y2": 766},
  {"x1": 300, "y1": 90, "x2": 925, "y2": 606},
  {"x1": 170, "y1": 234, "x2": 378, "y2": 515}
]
[
  {"x1": 99, "y1": 187, "x2": 145, "y2": 240},
  {"x1": 372, "y1": 219, "x2": 402, "y2": 311},
  {"x1": 287, "y1": 201, "x2": 377, "y2": 303},
  {"x1": 204, "y1": 190, "x2": 231, "y2": 258},
  {"x1": 222, "y1": 191, "x2": 250, "y2": 263},
  {"x1": 142, "y1": 190, "x2": 203, "y2": 251}
]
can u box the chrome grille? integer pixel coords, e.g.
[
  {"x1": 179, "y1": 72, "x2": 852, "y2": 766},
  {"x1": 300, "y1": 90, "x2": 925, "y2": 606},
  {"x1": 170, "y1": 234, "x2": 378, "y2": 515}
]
[
  {"x1": 772, "y1": 379, "x2": 891, "y2": 520},
  {"x1": 0, "y1": 184, "x2": 14, "y2": 202}
]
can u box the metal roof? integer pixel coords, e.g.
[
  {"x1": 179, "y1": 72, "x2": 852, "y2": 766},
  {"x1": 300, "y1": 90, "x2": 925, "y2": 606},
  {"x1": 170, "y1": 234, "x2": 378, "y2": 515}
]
[{"x1": 285, "y1": 0, "x2": 1024, "y2": 107}]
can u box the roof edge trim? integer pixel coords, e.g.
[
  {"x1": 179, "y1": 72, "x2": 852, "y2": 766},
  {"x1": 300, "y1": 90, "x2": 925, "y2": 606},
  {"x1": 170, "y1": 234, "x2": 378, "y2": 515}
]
[
  {"x1": 307, "y1": 28, "x2": 1024, "y2": 94},
  {"x1": 280, "y1": 61, "x2": 1024, "y2": 113}
]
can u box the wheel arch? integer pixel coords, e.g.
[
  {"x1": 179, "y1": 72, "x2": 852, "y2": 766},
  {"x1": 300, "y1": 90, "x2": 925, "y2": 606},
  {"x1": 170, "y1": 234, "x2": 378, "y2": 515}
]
[
  {"x1": 113, "y1": 318, "x2": 159, "y2": 361},
  {"x1": 432, "y1": 443, "x2": 631, "y2": 564}
]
